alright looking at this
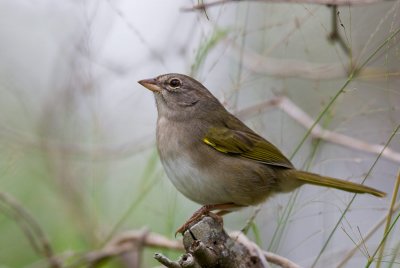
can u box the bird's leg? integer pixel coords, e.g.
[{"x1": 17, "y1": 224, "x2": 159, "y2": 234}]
[
  {"x1": 175, "y1": 203, "x2": 242, "y2": 235},
  {"x1": 215, "y1": 209, "x2": 235, "y2": 216}
]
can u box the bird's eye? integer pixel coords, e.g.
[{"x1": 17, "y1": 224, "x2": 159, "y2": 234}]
[{"x1": 169, "y1": 78, "x2": 181, "y2": 88}]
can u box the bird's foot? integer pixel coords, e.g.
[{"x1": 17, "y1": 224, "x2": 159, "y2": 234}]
[
  {"x1": 175, "y1": 203, "x2": 238, "y2": 236},
  {"x1": 175, "y1": 211, "x2": 222, "y2": 236}
]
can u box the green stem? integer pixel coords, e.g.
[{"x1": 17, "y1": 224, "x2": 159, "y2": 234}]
[
  {"x1": 311, "y1": 124, "x2": 400, "y2": 268},
  {"x1": 365, "y1": 211, "x2": 400, "y2": 268}
]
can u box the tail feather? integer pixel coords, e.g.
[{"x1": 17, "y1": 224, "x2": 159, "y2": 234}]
[{"x1": 294, "y1": 171, "x2": 386, "y2": 198}]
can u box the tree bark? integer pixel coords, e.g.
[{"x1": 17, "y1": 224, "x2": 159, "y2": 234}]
[{"x1": 155, "y1": 215, "x2": 268, "y2": 268}]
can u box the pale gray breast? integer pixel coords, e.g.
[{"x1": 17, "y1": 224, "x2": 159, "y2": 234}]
[{"x1": 156, "y1": 116, "x2": 232, "y2": 204}]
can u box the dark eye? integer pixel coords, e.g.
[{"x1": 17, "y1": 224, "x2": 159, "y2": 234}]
[{"x1": 169, "y1": 78, "x2": 181, "y2": 88}]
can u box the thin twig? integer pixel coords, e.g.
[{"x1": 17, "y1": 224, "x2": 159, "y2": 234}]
[
  {"x1": 182, "y1": 0, "x2": 392, "y2": 12},
  {"x1": 264, "y1": 252, "x2": 302, "y2": 268},
  {"x1": 107, "y1": 229, "x2": 183, "y2": 251},
  {"x1": 70, "y1": 229, "x2": 183, "y2": 267},
  {"x1": 328, "y1": 6, "x2": 351, "y2": 55},
  {"x1": 279, "y1": 97, "x2": 400, "y2": 163},
  {"x1": 228, "y1": 44, "x2": 398, "y2": 80},
  {"x1": 232, "y1": 231, "x2": 302, "y2": 268},
  {"x1": 232, "y1": 48, "x2": 348, "y2": 80},
  {"x1": 154, "y1": 253, "x2": 182, "y2": 268},
  {"x1": 236, "y1": 96, "x2": 400, "y2": 163}
]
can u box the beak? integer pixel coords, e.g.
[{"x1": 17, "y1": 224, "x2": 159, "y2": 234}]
[{"x1": 138, "y1": 78, "x2": 162, "y2": 93}]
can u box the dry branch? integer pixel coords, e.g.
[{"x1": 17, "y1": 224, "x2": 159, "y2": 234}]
[
  {"x1": 232, "y1": 231, "x2": 302, "y2": 268},
  {"x1": 230, "y1": 46, "x2": 349, "y2": 80},
  {"x1": 66, "y1": 218, "x2": 299, "y2": 267},
  {"x1": 228, "y1": 44, "x2": 398, "y2": 80},
  {"x1": 182, "y1": 0, "x2": 392, "y2": 11},
  {"x1": 154, "y1": 215, "x2": 301, "y2": 268},
  {"x1": 72, "y1": 229, "x2": 183, "y2": 266},
  {"x1": 236, "y1": 96, "x2": 400, "y2": 163}
]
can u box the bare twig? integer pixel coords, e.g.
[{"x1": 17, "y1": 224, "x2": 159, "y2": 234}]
[
  {"x1": 234, "y1": 49, "x2": 348, "y2": 80},
  {"x1": 236, "y1": 96, "x2": 400, "y2": 163},
  {"x1": 264, "y1": 251, "x2": 302, "y2": 268},
  {"x1": 182, "y1": 0, "x2": 393, "y2": 11},
  {"x1": 328, "y1": 6, "x2": 351, "y2": 55},
  {"x1": 71, "y1": 229, "x2": 183, "y2": 266},
  {"x1": 107, "y1": 229, "x2": 183, "y2": 251},
  {"x1": 154, "y1": 253, "x2": 182, "y2": 268},
  {"x1": 232, "y1": 231, "x2": 302, "y2": 268},
  {"x1": 279, "y1": 97, "x2": 400, "y2": 163},
  {"x1": 229, "y1": 44, "x2": 398, "y2": 80}
]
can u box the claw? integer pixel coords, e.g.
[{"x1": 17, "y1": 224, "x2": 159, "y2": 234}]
[
  {"x1": 175, "y1": 209, "x2": 209, "y2": 236},
  {"x1": 174, "y1": 203, "x2": 239, "y2": 236}
]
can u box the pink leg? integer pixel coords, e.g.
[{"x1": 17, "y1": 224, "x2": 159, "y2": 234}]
[{"x1": 176, "y1": 203, "x2": 243, "y2": 235}]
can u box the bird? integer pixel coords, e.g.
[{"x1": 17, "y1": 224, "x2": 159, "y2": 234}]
[{"x1": 138, "y1": 73, "x2": 386, "y2": 234}]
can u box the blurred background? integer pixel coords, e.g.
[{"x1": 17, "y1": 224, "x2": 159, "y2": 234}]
[{"x1": 0, "y1": 0, "x2": 399, "y2": 267}]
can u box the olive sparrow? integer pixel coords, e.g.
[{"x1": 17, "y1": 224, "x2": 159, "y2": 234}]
[{"x1": 138, "y1": 73, "x2": 386, "y2": 234}]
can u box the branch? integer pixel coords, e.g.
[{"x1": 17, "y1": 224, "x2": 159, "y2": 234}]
[
  {"x1": 234, "y1": 50, "x2": 349, "y2": 80},
  {"x1": 154, "y1": 215, "x2": 302, "y2": 268},
  {"x1": 228, "y1": 44, "x2": 397, "y2": 81},
  {"x1": 182, "y1": 0, "x2": 391, "y2": 11},
  {"x1": 108, "y1": 229, "x2": 183, "y2": 251},
  {"x1": 328, "y1": 6, "x2": 351, "y2": 55},
  {"x1": 231, "y1": 231, "x2": 302, "y2": 268},
  {"x1": 236, "y1": 96, "x2": 400, "y2": 164},
  {"x1": 70, "y1": 229, "x2": 183, "y2": 266}
]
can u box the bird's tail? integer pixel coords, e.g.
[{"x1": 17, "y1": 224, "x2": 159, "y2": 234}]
[{"x1": 293, "y1": 170, "x2": 386, "y2": 197}]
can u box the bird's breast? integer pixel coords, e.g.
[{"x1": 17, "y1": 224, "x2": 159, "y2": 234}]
[
  {"x1": 161, "y1": 155, "x2": 234, "y2": 205},
  {"x1": 156, "y1": 117, "x2": 231, "y2": 204},
  {"x1": 156, "y1": 116, "x2": 280, "y2": 206}
]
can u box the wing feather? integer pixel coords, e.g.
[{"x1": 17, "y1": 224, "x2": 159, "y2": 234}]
[{"x1": 203, "y1": 127, "x2": 293, "y2": 168}]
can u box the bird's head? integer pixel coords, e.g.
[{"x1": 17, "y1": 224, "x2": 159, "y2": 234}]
[{"x1": 138, "y1": 73, "x2": 221, "y2": 121}]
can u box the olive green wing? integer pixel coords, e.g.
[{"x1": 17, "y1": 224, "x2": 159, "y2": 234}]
[{"x1": 203, "y1": 127, "x2": 294, "y2": 168}]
